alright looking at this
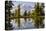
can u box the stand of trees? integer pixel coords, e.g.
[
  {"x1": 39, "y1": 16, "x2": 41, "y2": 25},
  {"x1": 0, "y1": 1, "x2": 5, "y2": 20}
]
[{"x1": 31, "y1": 3, "x2": 45, "y2": 28}]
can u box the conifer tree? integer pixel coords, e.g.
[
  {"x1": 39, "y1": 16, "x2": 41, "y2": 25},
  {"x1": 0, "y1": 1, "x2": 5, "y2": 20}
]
[{"x1": 23, "y1": 10, "x2": 27, "y2": 22}]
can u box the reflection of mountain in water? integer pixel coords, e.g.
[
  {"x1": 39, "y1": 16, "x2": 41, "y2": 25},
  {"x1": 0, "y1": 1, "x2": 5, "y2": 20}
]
[{"x1": 10, "y1": 18, "x2": 35, "y2": 30}]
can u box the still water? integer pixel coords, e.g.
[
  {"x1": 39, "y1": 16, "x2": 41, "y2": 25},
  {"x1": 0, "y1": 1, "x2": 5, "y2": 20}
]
[{"x1": 10, "y1": 18, "x2": 35, "y2": 30}]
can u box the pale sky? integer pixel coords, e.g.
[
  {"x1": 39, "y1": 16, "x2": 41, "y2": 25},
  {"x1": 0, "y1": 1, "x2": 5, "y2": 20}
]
[{"x1": 10, "y1": 1, "x2": 35, "y2": 15}]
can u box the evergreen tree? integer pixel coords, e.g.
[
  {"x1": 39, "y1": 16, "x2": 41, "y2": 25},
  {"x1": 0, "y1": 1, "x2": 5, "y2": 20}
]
[
  {"x1": 17, "y1": 4, "x2": 20, "y2": 28},
  {"x1": 28, "y1": 11, "x2": 31, "y2": 21},
  {"x1": 23, "y1": 10, "x2": 27, "y2": 22},
  {"x1": 15, "y1": 4, "x2": 20, "y2": 28}
]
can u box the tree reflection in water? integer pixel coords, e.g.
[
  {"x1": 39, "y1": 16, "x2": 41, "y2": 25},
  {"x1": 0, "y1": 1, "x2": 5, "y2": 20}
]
[{"x1": 10, "y1": 18, "x2": 35, "y2": 29}]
